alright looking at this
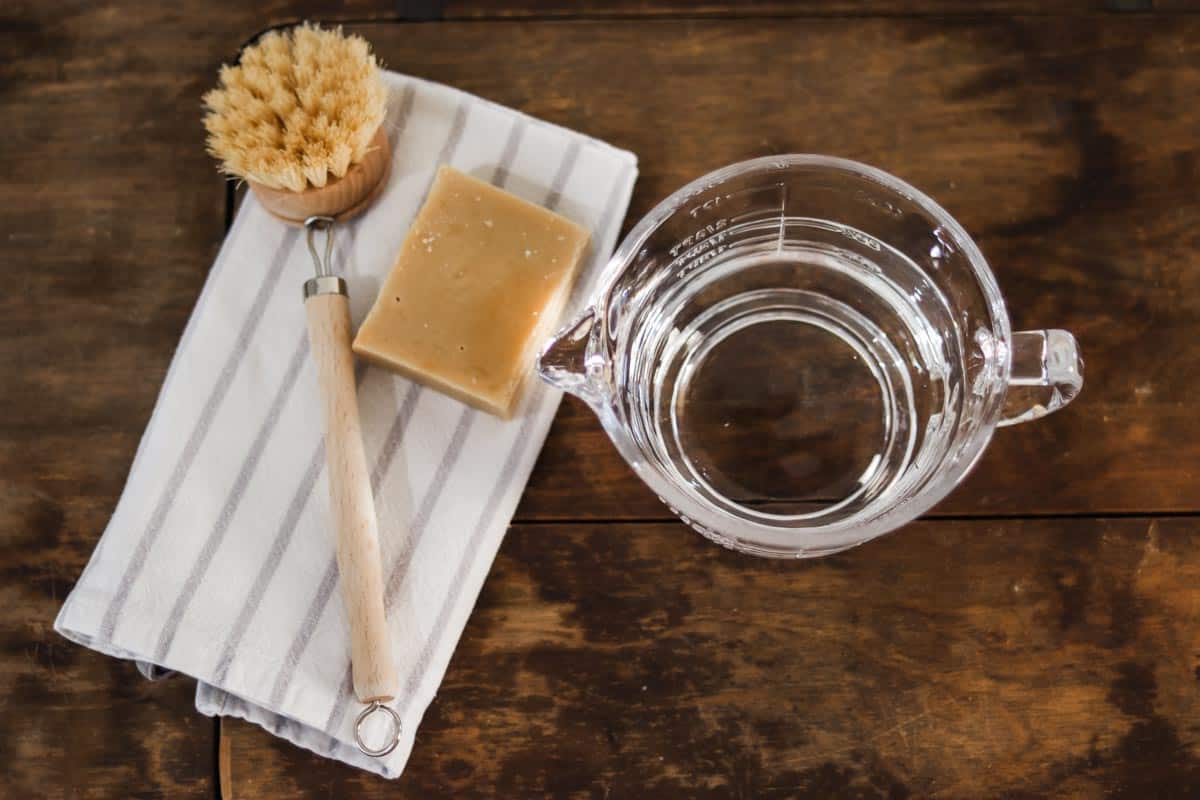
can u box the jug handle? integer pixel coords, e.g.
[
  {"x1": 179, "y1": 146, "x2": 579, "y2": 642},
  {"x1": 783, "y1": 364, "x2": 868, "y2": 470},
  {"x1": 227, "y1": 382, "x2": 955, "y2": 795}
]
[{"x1": 998, "y1": 329, "x2": 1083, "y2": 427}]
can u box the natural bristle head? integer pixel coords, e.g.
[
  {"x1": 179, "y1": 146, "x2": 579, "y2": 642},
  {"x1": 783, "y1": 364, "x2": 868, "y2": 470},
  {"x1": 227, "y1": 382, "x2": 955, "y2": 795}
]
[{"x1": 202, "y1": 23, "x2": 387, "y2": 193}]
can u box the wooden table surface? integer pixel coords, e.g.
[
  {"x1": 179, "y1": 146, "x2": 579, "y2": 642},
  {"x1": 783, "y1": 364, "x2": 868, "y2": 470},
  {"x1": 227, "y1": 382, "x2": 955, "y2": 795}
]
[{"x1": 5, "y1": 2, "x2": 1200, "y2": 798}]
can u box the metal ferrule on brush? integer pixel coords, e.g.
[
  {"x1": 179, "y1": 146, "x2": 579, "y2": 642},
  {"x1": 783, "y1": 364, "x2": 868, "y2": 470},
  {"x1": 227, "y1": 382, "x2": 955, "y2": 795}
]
[{"x1": 304, "y1": 275, "x2": 347, "y2": 299}]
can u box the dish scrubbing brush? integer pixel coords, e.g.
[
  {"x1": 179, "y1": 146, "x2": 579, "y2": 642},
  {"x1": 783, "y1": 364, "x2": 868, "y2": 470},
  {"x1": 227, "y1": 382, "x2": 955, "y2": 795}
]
[
  {"x1": 203, "y1": 23, "x2": 391, "y2": 223},
  {"x1": 202, "y1": 23, "x2": 403, "y2": 757}
]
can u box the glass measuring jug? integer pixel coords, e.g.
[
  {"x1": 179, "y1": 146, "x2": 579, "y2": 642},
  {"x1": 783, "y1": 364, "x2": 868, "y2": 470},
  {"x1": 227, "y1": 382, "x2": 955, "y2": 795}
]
[{"x1": 538, "y1": 156, "x2": 1082, "y2": 558}]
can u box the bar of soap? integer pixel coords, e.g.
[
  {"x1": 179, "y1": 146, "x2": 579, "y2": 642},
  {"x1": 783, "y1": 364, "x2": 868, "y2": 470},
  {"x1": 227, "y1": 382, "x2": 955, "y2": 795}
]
[{"x1": 353, "y1": 165, "x2": 590, "y2": 417}]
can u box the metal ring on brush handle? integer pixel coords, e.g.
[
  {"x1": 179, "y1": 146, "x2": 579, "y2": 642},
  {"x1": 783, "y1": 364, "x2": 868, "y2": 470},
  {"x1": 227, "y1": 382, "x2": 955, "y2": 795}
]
[{"x1": 354, "y1": 701, "x2": 402, "y2": 758}]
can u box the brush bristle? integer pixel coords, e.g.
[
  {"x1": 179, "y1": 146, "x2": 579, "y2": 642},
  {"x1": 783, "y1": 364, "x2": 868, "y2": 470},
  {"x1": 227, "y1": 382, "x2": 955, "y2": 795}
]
[{"x1": 203, "y1": 23, "x2": 388, "y2": 192}]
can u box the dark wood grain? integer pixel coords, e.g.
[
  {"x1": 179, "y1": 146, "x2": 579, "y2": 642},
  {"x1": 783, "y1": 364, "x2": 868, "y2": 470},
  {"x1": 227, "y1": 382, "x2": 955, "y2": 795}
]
[
  {"x1": 432, "y1": 0, "x2": 1197, "y2": 16},
  {"x1": 224, "y1": 517, "x2": 1200, "y2": 798},
  {"x1": 0, "y1": 487, "x2": 214, "y2": 798}
]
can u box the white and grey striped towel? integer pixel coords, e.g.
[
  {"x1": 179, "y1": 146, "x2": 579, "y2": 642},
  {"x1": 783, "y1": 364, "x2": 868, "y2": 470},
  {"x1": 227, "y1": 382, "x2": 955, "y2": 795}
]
[{"x1": 54, "y1": 70, "x2": 638, "y2": 778}]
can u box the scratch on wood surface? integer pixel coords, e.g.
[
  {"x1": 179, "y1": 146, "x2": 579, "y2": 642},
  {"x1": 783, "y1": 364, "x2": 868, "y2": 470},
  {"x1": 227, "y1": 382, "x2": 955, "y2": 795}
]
[{"x1": 1136, "y1": 520, "x2": 1162, "y2": 578}]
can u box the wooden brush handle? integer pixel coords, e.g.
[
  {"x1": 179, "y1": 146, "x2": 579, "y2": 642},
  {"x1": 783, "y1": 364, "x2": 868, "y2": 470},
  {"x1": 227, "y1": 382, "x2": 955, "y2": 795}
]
[{"x1": 305, "y1": 289, "x2": 397, "y2": 703}]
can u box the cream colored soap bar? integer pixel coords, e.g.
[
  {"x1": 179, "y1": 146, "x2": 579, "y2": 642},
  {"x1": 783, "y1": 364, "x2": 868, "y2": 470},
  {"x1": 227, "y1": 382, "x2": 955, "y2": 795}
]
[{"x1": 353, "y1": 166, "x2": 590, "y2": 417}]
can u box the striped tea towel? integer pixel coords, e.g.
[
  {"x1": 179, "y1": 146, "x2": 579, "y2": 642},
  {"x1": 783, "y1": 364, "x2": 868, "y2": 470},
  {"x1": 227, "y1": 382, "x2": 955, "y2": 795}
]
[{"x1": 54, "y1": 70, "x2": 638, "y2": 778}]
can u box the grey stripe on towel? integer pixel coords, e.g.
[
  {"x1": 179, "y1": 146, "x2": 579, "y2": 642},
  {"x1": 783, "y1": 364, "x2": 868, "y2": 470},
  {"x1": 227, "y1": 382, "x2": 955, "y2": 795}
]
[
  {"x1": 64, "y1": 206, "x2": 258, "y2": 625},
  {"x1": 97, "y1": 226, "x2": 300, "y2": 643},
  {"x1": 152, "y1": 335, "x2": 311, "y2": 661}
]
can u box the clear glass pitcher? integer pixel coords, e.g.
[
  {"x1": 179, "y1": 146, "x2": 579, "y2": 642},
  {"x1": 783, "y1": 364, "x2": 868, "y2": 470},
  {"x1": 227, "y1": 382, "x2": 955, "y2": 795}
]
[{"x1": 538, "y1": 156, "x2": 1082, "y2": 558}]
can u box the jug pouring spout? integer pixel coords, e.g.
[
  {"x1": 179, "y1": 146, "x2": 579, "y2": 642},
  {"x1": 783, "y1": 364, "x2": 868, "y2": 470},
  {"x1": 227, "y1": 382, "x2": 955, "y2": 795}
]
[{"x1": 536, "y1": 307, "x2": 610, "y2": 407}]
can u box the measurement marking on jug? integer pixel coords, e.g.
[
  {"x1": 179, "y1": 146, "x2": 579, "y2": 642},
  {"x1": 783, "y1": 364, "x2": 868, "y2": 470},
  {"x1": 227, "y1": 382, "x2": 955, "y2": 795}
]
[
  {"x1": 836, "y1": 224, "x2": 883, "y2": 251},
  {"x1": 776, "y1": 182, "x2": 787, "y2": 253},
  {"x1": 672, "y1": 231, "x2": 728, "y2": 266},
  {"x1": 670, "y1": 218, "x2": 728, "y2": 258},
  {"x1": 675, "y1": 244, "x2": 728, "y2": 279},
  {"x1": 687, "y1": 194, "x2": 727, "y2": 219}
]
